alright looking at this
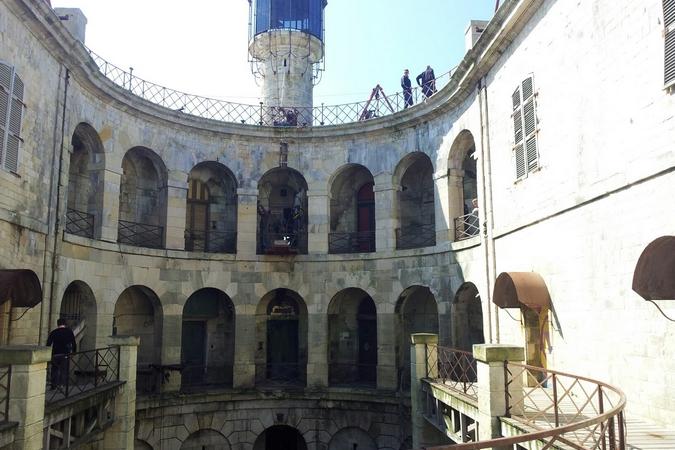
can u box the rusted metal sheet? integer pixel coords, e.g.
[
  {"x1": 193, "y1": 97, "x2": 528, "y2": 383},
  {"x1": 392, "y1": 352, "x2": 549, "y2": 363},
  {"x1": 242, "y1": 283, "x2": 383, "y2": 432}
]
[
  {"x1": 632, "y1": 236, "x2": 675, "y2": 300},
  {"x1": 492, "y1": 272, "x2": 550, "y2": 311},
  {"x1": 0, "y1": 269, "x2": 42, "y2": 308}
]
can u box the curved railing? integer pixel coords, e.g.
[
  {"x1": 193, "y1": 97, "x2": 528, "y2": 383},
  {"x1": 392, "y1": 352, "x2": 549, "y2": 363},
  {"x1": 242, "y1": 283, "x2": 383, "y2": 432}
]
[
  {"x1": 85, "y1": 47, "x2": 455, "y2": 127},
  {"x1": 422, "y1": 352, "x2": 627, "y2": 449}
]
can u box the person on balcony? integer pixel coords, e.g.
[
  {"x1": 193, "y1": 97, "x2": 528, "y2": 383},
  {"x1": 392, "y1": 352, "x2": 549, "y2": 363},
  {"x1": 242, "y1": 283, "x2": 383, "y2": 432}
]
[
  {"x1": 46, "y1": 318, "x2": 77, "y2": 388},
  {"x1": 416, "y1": 65, "x2": 437, "y2": 99},
  {"x1": 469, "y1": 198, "x2": 480, "y2": 236},
  {"x1": 401, "y1": 69, "x2": 413, "y2": 108}
]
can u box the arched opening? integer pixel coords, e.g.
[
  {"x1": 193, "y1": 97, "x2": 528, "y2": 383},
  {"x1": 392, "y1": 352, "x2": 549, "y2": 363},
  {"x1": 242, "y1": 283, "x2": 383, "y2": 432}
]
[
  {"x1": 59, "y1": 281, "x2": 97, "y2": 352},
  {"x1": 395, "y1": 286, "x2": 439, "y2": 391},
  {"x1": 257, "y1": 167, "x2": 308, "y2": 254},
  {"x1": 256, "y1": 289, "x2": 308, "y2": 386},
  {"x1": 185, "y1": 162, "x2": 238, "y2": 253},
  {"x1": 328, "y1": 427, "x2": 377, "y2": 450},
  {"x1": 118, "y1": 147, "x2": 168, "y2": 249},
  {"x1": 328, "y1": 164, "x2": 376, "y2": 253},
  {"x1": 448, "y1": 131, "x2": 479, "y2": 241},
  {"x1": 327, "y1": 289, "x2": 377, "y2": 387},
  {"x1": 66, "y1": 123, "x2": 105, "y2": 239},
  {"x1": 395, "y1": 153, "x2": 436, "y2": 249},
  {"x1": 253, "y1": 425, "x2": 307, "y2": 450},
  {"x1": 452, "y1": 283, "x2": 484, "y2": 351},
  {"x1": 181, "y1": 289, "x2": 235, "y2": 389},
  {"x1": 113, "y1": 286, "x2": 163, "y2": 393},
  {"x1": 180, "y1": 429, "x2": 230, "y2": 450}
]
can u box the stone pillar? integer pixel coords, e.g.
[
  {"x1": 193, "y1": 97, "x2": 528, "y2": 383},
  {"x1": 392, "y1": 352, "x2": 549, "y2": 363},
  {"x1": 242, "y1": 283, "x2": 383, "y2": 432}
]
[
  {"x1": 100, "y1": 168, "x2": 121, "y2": 243},
  {"x1": 433, "y1": 171, "x2": 451, "y2": 244},
  {"x1": 233, "y1": 305, "x2": 256, "y2": 389},
  {"x1": 473, "y1": 344, "x2": 525, "y2": 442},
  {"x1": 307, "y1": 189, "x2": 328, "y2": 254},
  {"x1": 103, "y1": 336, "x2": 139, "y2": 450},
  {"x1": 160, "y1": 307, "x2": 182, "y2": 392},
  {"x1": 411, "y1": 334, "x2": 445, "y2": 449},
  {"x1": 236, "y1": 188, "x2": 259, "y2": 257},
  {"x1": 376, "y1": 313, "x2": 397, "y2": 390},
  {"x1": 306, "y1": 311, "x2": 328, "y2": 387},
  {"x1": 164, "y1": 178, "x2": 188, "y2": 250},
  {"x1": 446, "y1": 169, "x2": 465, "y2": 242},
  {"x1": 373, "y1": 178, "x2": 400, "y2": 252},
  {"x1": 0, "y1": 346, "x2": 51, "y2": 450}
]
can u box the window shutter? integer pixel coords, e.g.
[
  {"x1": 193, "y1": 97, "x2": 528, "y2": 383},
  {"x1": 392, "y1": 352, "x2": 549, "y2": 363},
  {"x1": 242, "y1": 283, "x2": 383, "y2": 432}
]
[
  {"x1": 665, "y1": 0, "x2": 675, "y2": 27},
  {"x1": 522, "y1": 76, "x2": 534, "y2": 100},
  {"x1": 665, "y1": 1, "x2": 675, "y2": 86},
  {"x1": 512, "y1": 75, "x2": 539, "y2": 180},
  {"x1": 5, "y1": 73, "x2": 23, "y2": 172},
  {"x1": 512, "y1": 87, "x2": 521, "y2": 110},
  {"x1": 513, "y1": 110, "x2": 523, "y2": 143},
  {"x1": 523, "y1": 99, "x2": 536, "y2": 136},
  {"x1": 526, "y1": 136, "x2": 538, "y2": 171},
  {"x1": 515, "y1": 144, "x2": 526, "y2": 178},
  {"x1": 0, "y1": 63, "x2": 9, "y2": 167}
]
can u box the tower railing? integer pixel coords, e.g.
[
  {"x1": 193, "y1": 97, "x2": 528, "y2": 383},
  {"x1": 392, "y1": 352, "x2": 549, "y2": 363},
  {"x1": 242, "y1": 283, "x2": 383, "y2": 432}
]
[{"x1": 85, "y1": 47, "x2": 455, "y2": 127}]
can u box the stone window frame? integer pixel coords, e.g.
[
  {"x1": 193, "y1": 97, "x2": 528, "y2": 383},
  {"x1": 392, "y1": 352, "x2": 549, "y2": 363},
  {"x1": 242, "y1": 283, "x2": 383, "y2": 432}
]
[
  {"x1": 511, "y1": 74, "x2": 539, "y2": 181},
  {"x1": 0, "y1": 61, "x2": 25, "y2": 174},
  {"x1": 664, "y1": 0, "x2": 675, "y2": 89}
]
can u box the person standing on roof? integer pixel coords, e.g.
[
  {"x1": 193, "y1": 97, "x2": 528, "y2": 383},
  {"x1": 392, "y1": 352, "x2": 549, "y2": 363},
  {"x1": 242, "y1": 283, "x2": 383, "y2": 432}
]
[
  {"x1": 416, "y1": 65, "x2": 437, "y2": 99},
  {"x1": 401, "y1": 69, "x2": 413, "y2": 108}
]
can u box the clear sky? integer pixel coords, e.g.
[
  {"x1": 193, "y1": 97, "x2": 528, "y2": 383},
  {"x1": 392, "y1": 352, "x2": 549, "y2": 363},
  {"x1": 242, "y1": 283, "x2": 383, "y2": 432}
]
[{"x1": 51, "y1": 0, "x2": 497, "y2": 105}]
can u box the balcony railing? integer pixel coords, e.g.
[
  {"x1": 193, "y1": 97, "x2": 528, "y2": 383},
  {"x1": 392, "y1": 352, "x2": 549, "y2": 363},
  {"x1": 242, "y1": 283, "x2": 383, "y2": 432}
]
[
  {"x1": 454, "y1": 212, "x2": 480, "y2": 241},
  {"x1": 0, "y1": 366, "x2": 10, "y2": 423},
  {"x1": 117, "y1": 220, "x2": 164, "y2": 249},
  {"x1": 328, "y1": 362, "x2": 377, "y2": 387},
  {"x1": 181, "y1": 364, "x2": 233, "y2": 390},
  {"x1": 328, "y1": 231, "x2": 376, "y2": 254},
  {"x1": 255, "y1": 363, "x2": 307, "y2": 387},
  {"x1": 65, "y1": 209, "x2": 95, "y2": 238},
  {"x1": 426, "y1": 345, "x2": 478, "y2": 400},
  {"x1": 45, "y1": 347, "x2": 120, "y2": 404},
  {"x1": 85, "y1": 47, "x2": 455, "y2": 127},
  {"x1": 258, "y1": 232, "x2": 308, "y2": 255},
  {"x1": 396, "y1": 223, "x2": 436, "y2": 250},
  {"x1": 185, "y1": 230, "x2": 237, "y2": 253}
]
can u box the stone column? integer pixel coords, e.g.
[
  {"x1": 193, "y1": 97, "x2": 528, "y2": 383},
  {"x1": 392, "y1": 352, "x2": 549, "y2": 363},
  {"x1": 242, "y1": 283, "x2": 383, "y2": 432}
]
[
  {"x1": 376, "y1": 313, "x2": 397, "y2": 390},
  {"x1": 473, "y1": 344, "x2": 525, "y2": 442},
  {"x1": 164, "y1": 177, "x2": 188, "y2": 250},
  {"x1": 103, "y1": 336, "x2": 139, "y2": 450},
  {"x1": 100, "y1": 168, "x2": 121, "y2": 243},
  {"x1": 307, "y1": 189, "x2": 328, "y2": 254},
  {"x1": 445, "y1": 169, "x2": 465, "y2": 242},
  {"x1": 160, "y1": 306, "x2": 182, "y2": 393},
  {"x1": 306, "y1": 311, "x2": 328, "y2": 388},
  {"x1": 410, "y1": 334, "x2": 445, "y2": 449},
  {"x1": 236, "y1": 188, "x2": 259, "y2": 257},
  {"x1": 373, "y1": 178, "x2": 400, "y2": 252},
  {"x1": 0, "y1": 346, "x2": 51, "y2": 450},
  {"x1": 233, "y1": 304, "x2": 256, "y2": 389}
]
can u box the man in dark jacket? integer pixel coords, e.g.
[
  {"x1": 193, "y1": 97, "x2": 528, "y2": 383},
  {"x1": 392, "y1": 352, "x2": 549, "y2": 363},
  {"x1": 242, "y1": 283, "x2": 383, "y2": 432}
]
[
  {"x1": 401, "y1": 69, "x2": 413, "y2": 108},
  {"x1": 47, "y1": 318, "x2": 76, "y2": 388},
  {"x1": 416, "y1": 65, "x2": 437, "y2": 98}
]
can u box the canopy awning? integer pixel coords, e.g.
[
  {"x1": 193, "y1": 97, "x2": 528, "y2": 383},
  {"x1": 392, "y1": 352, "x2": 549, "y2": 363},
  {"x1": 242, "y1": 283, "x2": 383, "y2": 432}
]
[
  {"x1": 0, "y1": 270, "x2": 42, "y2": 308},
  {"x1": 632, "y1": 236, "x2": 675, "y2": 301},
  {"x1": 493, "y1": 272, "x2": 550, "y2": 311}
]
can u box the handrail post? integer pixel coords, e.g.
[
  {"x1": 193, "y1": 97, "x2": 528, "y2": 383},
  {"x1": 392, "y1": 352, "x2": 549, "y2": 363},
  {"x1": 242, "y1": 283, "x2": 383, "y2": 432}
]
[
  {"x1": 94, "y1": 350, "x2": 99, "y2": 388},
  {"x1": 598, "y1": 385, "x2": 606, "y2": 450},
  {"x1": 259, "y1": 102, "x2": 264, "y2": 125},
  {"x1": 552, "y1": 373, "x2": 559, "y2": 427}
]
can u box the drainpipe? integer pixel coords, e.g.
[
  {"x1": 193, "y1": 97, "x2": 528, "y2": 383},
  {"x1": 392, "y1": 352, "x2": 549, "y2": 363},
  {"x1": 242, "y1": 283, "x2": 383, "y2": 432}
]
[
  {"x1": 40, "y1": 65, "x2": 69, "y2": 343},
  {"x1": 477, "y1": 77, "x2": 499, "y2": 343}
]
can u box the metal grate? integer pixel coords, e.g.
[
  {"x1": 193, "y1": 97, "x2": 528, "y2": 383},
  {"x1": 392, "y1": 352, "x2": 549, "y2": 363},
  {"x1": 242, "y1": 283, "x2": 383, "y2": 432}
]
[
  {"x1": 425, "y1": 345, "x2": 478, "y2": 400},
  {"x1": 328, "y1": 231, "x2": 375, "y2": 254},
  {"x1": 328, "y1": 363, "x2": 377, "y2": 387},
  {"x1": 185, "y1": 229, "x2": 237, "y2": 253},
  {"x1": 396, "y1": 223, "x2": 436, "y2": 250},
  {"x1": 256, "y1": 363, "x2": 307, "y2": 387},
  {"x1": 0, "y1": 366, "x2": 10, "y2": 422},
  {"x1": 454, "y1": 213, "x2": 480, "y2": 241},
  {"x1": 65, "y1": 208, "x2": 95, "y2": 238},
  {"x1": 117, "y1": 220, "x2": 164, "y2": 249}
]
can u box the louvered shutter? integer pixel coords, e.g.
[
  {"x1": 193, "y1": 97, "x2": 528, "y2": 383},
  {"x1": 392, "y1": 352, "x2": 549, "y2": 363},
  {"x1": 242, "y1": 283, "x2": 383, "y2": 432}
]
[
  {"x1": 512, "y1": 87, "x2": 521, "y2": 110},
  {"x1": 666, "y1": 0, "x2": 675, "y2": 86},
  {"x1": 526, "y1": 136, "x2": 538, "y2": 171},
  {"x1": 513, "y1": 110, "x2": 523, "y2": 143},
  {"x1": 512, "y1": 75, "x2": 538, "y2": 179},
  {"x1": 5, "y1": 73, "x2": 23, "y2": 172},
  {"x1": 515, "y1": 144, "x2": 526, "y2": 178},
  {"x1": 0, "y1": 63, "x2": 10, "y2": 167}
]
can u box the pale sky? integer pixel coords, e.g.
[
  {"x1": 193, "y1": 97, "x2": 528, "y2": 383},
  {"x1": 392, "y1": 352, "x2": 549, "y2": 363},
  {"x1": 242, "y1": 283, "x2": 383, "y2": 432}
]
[{"x1": 51, "y1": 1, "x2": 496, "y2": 105}]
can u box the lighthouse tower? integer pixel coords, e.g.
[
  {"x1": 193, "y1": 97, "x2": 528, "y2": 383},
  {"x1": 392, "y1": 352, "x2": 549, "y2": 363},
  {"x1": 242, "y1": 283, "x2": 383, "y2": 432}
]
[{"x1": 248, "y1": 0, "x2": 326, "y2": 125}]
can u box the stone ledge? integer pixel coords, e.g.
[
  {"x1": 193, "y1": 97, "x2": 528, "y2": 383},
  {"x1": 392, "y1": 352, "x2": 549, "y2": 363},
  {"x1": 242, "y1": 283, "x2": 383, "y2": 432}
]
[
  {"x1": 472, "y1": 344, "x2": 524, "y2": 363},
  {"x1": 0, "y1": 346, "x2": 51, "y2": 365}
]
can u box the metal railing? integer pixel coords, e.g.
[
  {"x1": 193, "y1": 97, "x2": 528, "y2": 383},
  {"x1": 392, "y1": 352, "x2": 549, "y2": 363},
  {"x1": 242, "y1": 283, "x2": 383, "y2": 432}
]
[
  {"x1": 85, "y1": 47, "x2": 455, "y2": 127},
  {"x1": 135, "y1": 364, "x2": 182, "y2": 395},
  {"x1": 454, "y1": 212, "x2": 480, "y2": 241},
  {"x1": 328, "y1": 231, "x2": 376, "y2": 254},
  {"x1": 117, "y1": 220, "x2": 164, "y2": 249},
  {"x1": 258, "y1": 232, "x2": 308, "y2": 254},
  {"x1": 185, "y1": 230, "x2": 237, "y2": 253},
  {"x1": 255, "y1": 363, "x2": 307, "y2": 387},
  {"x1": 45, "y1": 347, "x2": 120, "y2": 404},
  {"x1": 426, "y1": 345, "x2": 478, "y2": 400},
  {"x1": 328, "y1": 362, "x2": 377, "y2": 387},
  {"x1": 0, "y1": 366, "x2": 10, "y2": 423},
  {"x1": 65, "y1": 208, "x2": 95, "y2": 238},
  {"x1": 180, "y1": 364, "x2": 233, "y2": 390},
  {"x1": 396, "y1": 223, "x2": 436, "y2": 250}
]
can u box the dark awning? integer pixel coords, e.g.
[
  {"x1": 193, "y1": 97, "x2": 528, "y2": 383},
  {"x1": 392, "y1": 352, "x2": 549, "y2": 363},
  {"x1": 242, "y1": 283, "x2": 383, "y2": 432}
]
[
  {"x1": 493, "y1": 272, "x2": 550, "y2": 311},
  {"x1": 632, "y1": 236, "x2": 675, "y2": 301},
  {"x1": 0, "y1": 270, "x2": 42, "y2": 308}
]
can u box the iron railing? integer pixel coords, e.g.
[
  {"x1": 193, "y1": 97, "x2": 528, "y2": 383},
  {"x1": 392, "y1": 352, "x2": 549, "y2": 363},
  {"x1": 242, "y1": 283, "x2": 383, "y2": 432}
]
[
  {"x1": 180, "y1": 364, "x2": 233, "y2": 390},
  {"x1": 454, "y1": 212, "x2": 480, "y2": 241},
  {"x1": 328, "y1": 363, "x2": 377, "y2": 387},
  {"x1": 0, "y1": 366, "x2": 10, "y2": 423},
  {"x1": 45, "y1": 347, "x2": 120, "y2": 404},
  {"x1": 185, "y1": 230, "x2": 237, "y2": 253},
  {"x1": 258, "y1": 232, "x2": 308, "y2": 254},
  {"x1": 396, "y1": 223, "x2": 436, "y2": 250},
  {"x1": 328, "y1": 231, "x2": 376, "y2": 254},
  {"x1": 426, "y1": 345, "x2": 478, "y2": 401},
  {"x1": 85, "y1": 47, "x2": 455, "y2": 127},
  {"x1": 65, "y1": 209, "x2": 95, "y2": 238},
  {"x1": 117, "y1": 220, "x2": 164, "y2": 249},
  {"x1": 135, "y1": 364, "x2": 182, "y2": 395},
  {"x1": 256, "y1": 363, "x2": 307, "y2": 387}
]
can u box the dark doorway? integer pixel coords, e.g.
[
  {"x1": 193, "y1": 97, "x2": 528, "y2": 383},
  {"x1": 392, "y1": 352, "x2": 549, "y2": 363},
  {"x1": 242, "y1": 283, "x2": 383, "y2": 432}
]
[
  {"x1": 181, "y1": 321, "x2": 207, "y2": 385},
  {"x1": 254, "y1": 425, "x2": 307, "y2": 450},
  {"x1": 267, "y1": 318, "x2": 299, "y2": 381},
  {"x1": 357, "y1": 299, "x2": 377, "y2": 383},
  {"x1": 356, "y1": 182, "x2": 375, "y2": 252}
]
